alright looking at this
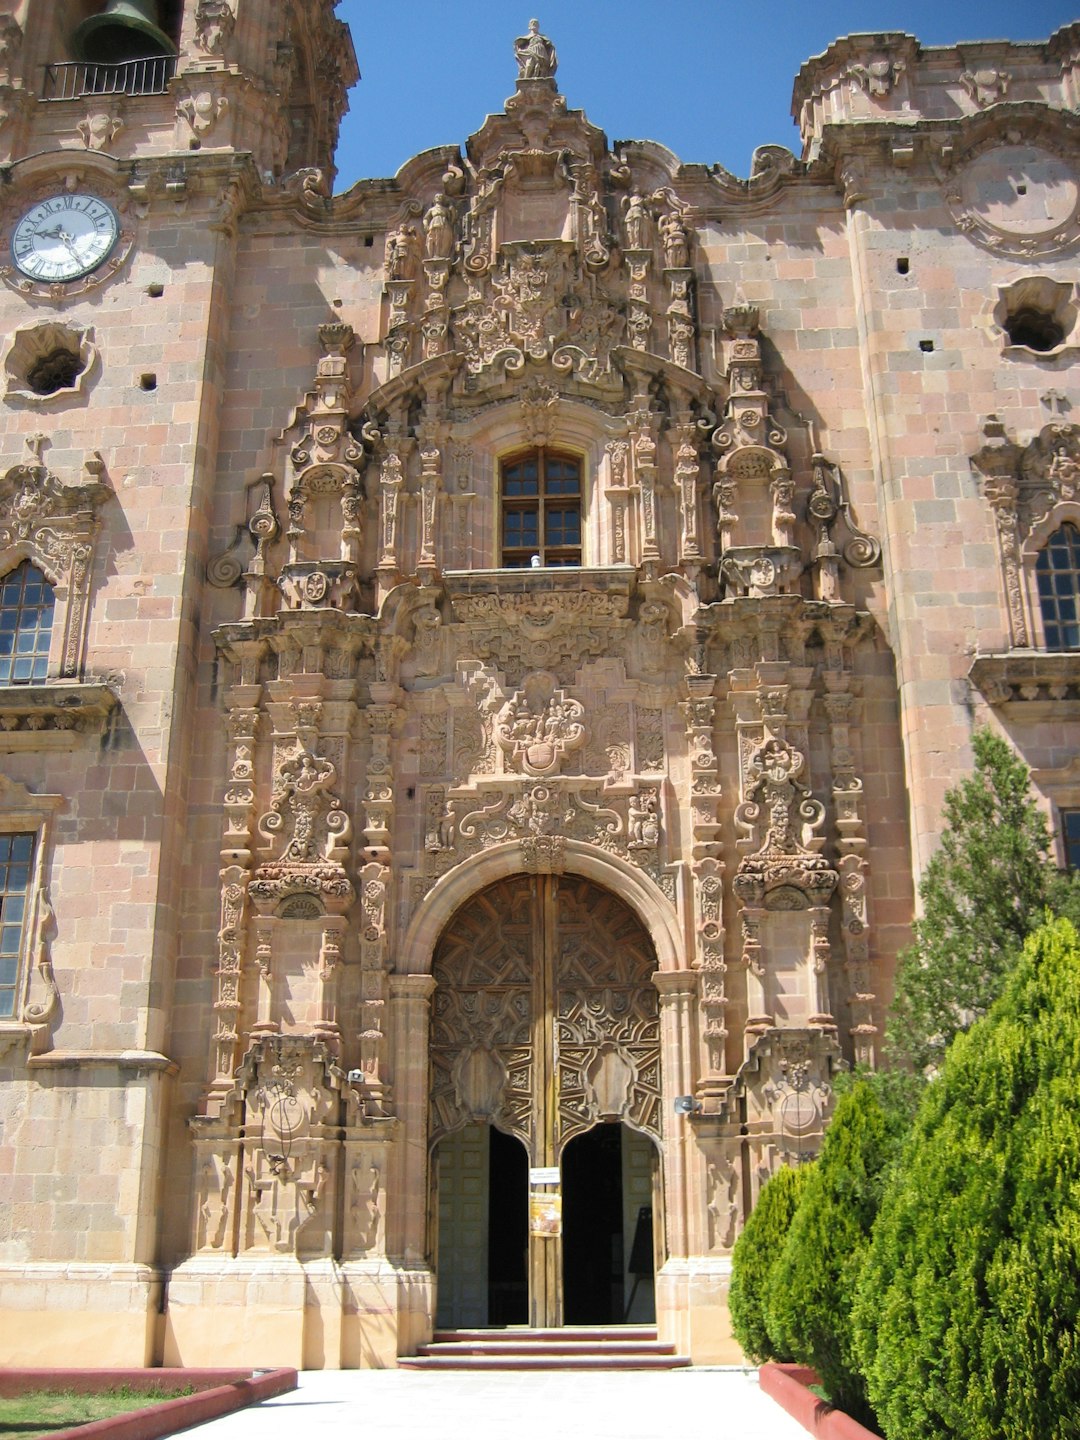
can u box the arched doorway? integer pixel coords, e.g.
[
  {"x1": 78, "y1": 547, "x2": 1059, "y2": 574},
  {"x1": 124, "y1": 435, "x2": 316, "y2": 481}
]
[{"x1": 430, "y1": 873, "x2": 661, "y2": 1328}]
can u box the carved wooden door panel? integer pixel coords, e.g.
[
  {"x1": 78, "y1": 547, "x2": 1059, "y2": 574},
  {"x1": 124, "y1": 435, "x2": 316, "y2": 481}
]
[{"x1": 430, "y1": 873, "x2": 660, "y2": 1326}]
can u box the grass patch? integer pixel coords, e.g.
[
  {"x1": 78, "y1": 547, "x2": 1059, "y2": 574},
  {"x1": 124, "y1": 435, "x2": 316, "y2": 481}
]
[{"x1": 0, "y1": 1384, "x2": 195, "y2": 1438}]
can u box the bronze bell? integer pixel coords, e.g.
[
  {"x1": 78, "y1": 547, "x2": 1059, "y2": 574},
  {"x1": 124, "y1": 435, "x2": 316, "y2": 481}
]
[{"x1": 71, "y1": 0, "x2": 177, "y2": 65}]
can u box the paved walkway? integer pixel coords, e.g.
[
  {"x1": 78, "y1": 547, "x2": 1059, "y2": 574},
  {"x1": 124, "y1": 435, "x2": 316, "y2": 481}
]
[{"x1": 183, "y1": 1368, "x2": 808, "y2": 1440}]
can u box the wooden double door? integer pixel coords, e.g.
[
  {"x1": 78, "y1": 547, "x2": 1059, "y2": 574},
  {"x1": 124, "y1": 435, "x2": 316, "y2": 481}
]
[{"x1": 430, "y1": 874, "x2": 661, "y2": 1327}]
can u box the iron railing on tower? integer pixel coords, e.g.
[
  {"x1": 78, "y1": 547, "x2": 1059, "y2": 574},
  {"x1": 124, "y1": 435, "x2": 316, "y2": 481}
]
[{"x1": 41, "y1": 55, "x2": 176, "y2": 101}]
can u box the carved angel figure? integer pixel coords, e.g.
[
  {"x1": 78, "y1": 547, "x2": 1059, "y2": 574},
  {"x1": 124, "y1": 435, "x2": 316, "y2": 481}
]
[{"x1": 515, "y1": 19, "x2": 557, "y2": 79}]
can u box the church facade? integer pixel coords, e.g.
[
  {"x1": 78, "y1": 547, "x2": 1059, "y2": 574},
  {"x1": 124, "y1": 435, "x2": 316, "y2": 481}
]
[{"x1": 0, "y1": 1, "x2": 1078, "y2": 1368}]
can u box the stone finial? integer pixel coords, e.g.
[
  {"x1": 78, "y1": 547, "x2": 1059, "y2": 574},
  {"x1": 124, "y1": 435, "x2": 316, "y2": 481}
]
[{"x1": 514, "y1": 19, "x2": 557, "y2": 79}]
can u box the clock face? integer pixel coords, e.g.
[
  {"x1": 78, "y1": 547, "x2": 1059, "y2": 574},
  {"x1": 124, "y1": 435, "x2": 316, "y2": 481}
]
[{"x1": 11, "y1": 194, "x2": 120, "y2": 283}]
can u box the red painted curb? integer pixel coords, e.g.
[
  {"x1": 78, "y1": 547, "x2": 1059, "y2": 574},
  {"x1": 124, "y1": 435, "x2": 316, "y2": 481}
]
[
  {"x1": 0, "y1": 1371, "x2": 258, "y2": 1399},
  {"x1": 759, "y1": 1363, "x2": 882, "y2": 1440},
  {"x1": 0, "y1": 1368, "x2": 297, "y2": 1440}
]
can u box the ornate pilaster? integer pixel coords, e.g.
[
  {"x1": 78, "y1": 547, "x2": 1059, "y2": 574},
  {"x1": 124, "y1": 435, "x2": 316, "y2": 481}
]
[
  {"x1": 605, "y1": 438, "x2": 631, "y2": 564},
  {"x1": 628, "y1": 391, "x2": 662, "y2": 571},
  {"x1": 729, "y1": 663, "x2": 837, "y2": 1041},
  {"x1": 671, "y1": 414, "x2": 703, "y2": 568},
  {"x1": 361, "y1": 693, "x2": 404, "y2": 861},
  {"x1": 822, "y1": 619, "x2": 877, "y2": 1064},
  {"x1": 384, "y1": 216, "x2": 421, "y2": 376},
  {"x1": 681, "y1": 672, "x2": 727, "y2": 1093}
]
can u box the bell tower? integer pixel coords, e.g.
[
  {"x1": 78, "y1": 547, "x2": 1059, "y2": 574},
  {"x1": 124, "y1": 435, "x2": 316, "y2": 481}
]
[
  {"x1": 1, "y1": 0, "x2": 357, "y2": 181},
  {"x1": 0, "y1": 0, "x2": 358, "y2": 1368}
]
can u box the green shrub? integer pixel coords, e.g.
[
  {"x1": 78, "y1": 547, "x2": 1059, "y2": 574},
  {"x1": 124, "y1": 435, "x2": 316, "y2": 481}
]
[
  {"x1": 765, "y1": 1081, "x2": 909, "y2": 1428},
  {"x1": 854, "y1": 918, "x2": 1080, "y2": 1440},
  {"x1": 728, "y1": 1161, "x2": 814, "y2": 1362}
]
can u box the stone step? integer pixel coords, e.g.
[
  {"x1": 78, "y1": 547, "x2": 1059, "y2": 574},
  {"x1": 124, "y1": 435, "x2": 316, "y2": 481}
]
[
  {"x1": 399, "y1": 1351, "x2": 692, "y2": 1371},
  {"x1": 400, "y1": 1326, "x2": 691, "y2": 1371},
  {"x1": 431, "y1": 1326, "x2": 659, "y2": 1345}
]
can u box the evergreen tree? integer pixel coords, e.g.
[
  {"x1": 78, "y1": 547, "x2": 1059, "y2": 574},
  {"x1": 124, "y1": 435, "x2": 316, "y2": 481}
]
[
  {"x1": 728, "y1": 1161, "x2": 814, "y2": 1363},
  {"x1": 889, "y1": 727, "x2": 1080, "y2": 1071},
  {"x1": 853, "y1": 918, "x2": 1080, "y2": 1440},
  {"x1": 764, "y1": 1082, "x2": 910, "y2": 1429}
]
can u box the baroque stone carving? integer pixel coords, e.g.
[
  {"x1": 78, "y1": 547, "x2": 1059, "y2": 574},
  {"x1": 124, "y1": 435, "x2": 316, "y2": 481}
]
[
  {"x1": 972, "y1": 414, "x2": 1080, "y2": 648},
  {"x1": 846, "y1": 57, "x2": 905, "y2": 98},
  {"x1": 0, "y1": 449, "x2": 112, "y2": 679},
  {"x1": 514, "y1": 19, "x2": 558, "y2": 79},
  {"x1": 177, "y1": 92, "x2": 228, "y2": 139},
  {"x1": 495, "y1": 672, "x2": 585, "y2": 776},
  {"x1": 194, "y1": 0, "x2": 235, "y2": 55},
  {"x1": 960, "y1": 67, "x2": 1009, "y2": 107},
  {"x1": 251, "y1": 738, "x2": 354, "y2": 910},
  {"x1": 734, "y1": 735, "x2": 836, "y2": 908}
]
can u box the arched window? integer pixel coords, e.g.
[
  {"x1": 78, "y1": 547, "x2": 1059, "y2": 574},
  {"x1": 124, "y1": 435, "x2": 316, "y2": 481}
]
[
  {"x1": 500, "y1": 449, "x2": 582, "y2": 568},
  {"x1": 1035, "y1": 522, "x2": 1080, "y2": 651},
  {"x1": 0, "y1": 561, "x2": 55, "y2": 684}
]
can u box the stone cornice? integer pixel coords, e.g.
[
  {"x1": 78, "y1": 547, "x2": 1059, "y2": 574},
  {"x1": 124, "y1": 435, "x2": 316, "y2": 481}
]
[
  {"x1": 969, "y1": 651, "x2": 1080, "y2": 710},
  {"x1": 0, "y1": 681, "x2": 118, "y2": 751}
]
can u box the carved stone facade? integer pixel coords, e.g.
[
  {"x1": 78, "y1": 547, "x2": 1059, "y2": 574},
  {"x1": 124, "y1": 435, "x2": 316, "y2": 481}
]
[{"x1": 0, "y1": 4, "x2": 1078, "y2": 1371}]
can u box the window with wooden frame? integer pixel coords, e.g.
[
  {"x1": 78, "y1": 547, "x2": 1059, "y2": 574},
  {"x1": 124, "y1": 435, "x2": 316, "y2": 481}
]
[
  {"x1": 1035, "y1": 521, "x2": 1080, "y2": 651},
  {"x1": 0, "y1": 832, "x2": 35, "y2": 1019},
  {"x1": 0, "y1": 561, "x2": 55, "y2": 685},
  {"x1": 500, "y1": 449, "x2": 582, "y2": 568}
]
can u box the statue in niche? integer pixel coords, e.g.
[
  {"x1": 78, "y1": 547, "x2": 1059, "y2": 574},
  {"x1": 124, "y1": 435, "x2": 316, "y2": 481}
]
[
  {"x1": 515, "y1": 18, "x2": 557, "y2": 79},
  {"x1": 385, "y1": 223, "x2": 420, "y2": 281},
  {"x1": 659, "y1": 210, "x2": 690, "y2": 268},
  {"x1": 622, "y1": 193, "x2": 653, "y2": 251},
  {"x1": 423, "y1": 194, "x2": 454, "y2": 261},
  {"x1": 628, "y1": 788, "x2": 660, "y2": 851}
]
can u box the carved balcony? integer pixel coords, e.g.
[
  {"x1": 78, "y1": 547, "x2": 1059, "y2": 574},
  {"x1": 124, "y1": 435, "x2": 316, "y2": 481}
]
[
  {"x1": 0, "y1": 681, "x2": 119, "y2": 751},
  {"x1": 969, "y1": 651, "x2": 1080, "y2": 712}
]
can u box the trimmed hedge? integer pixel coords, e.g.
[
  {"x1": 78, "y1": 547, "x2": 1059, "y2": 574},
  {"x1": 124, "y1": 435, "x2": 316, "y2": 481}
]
[
  {"x1": 728, "y1": 1161, "x2": 814, "y2": 1363},
  {"x1": 853, "y1": 918, "x2": 1080, "y2": 1440},
  {"x1": 765, "y1": 1082, "x2": 909, "y2": 1430}
]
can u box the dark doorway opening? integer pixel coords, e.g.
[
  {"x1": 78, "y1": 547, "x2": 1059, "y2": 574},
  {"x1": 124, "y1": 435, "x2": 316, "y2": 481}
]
[
  {"x1": 562, "y1": 1124, "x2": 625, "y2": 1324},
  {"x1": 488, "y1": 1127, "x2": 528, "y2": 1325}
]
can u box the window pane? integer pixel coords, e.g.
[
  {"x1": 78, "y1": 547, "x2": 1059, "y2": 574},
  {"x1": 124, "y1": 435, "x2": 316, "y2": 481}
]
[
  {"x1": 0, "y1": 832, "x2": 33, "y2": 1017},
  {"x1": 1037, "y1": 524, "x2": 1080, "y2": 652},
  {"x1": 0, "y1": 562, "x2": 54, "y2": 685}
]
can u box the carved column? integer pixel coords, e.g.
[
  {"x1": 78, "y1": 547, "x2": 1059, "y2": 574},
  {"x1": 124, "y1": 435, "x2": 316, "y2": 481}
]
[
  {"x1": 362, "y1": 693, "x2": 403, "y2": 861},
  {"x1": 384, "y1": 219, "x2": 420, "y2": 377},
  {"x1": 207, "y1": 644, "x2": 265, "y2": 1111},
  {"x1": 681, "y1": 673, "x2": 727, "y2": 1094},
  {"x1": 357, "y1": 859, "x2": 391, "y2": 1113},
  {"x1": 417, "y1": 389, "x2": 448, "y2": 586},
  {"x1": 386, "y1": 973, "x2": 437, "y2": 1265},
  {"x1": 822, "y1": 619, "x2": 877, "y2": 1064},
  {"x1": 628, "y1": 392, "x2": 662, "y2": 571},
  {"x1": 664, "y1": 267, "x2": 696, "y2": 372},
  {"x1": 654, "y1": 969, "x2": 697, "y2": 1261},
  {"x1": 376, "y1": 424, "x2": 410, "y2": 599},
  {"x1": 421, "y1": 257, "x2": 451, "y2": 360},
  {"x1": 671, "y1": 413, "x2": 703, "y2": 569},
  {"x1": 624, "y1": 250, "x2": 653, "y2": 352},
  {"x1": 605, "y1": 438, "x2": 631, "y2": 564}
]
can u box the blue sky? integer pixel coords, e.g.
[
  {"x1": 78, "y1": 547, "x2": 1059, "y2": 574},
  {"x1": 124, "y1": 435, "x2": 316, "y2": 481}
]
[{"x1": 332, "y1": 2, "x2": 1078, "y2": 189}]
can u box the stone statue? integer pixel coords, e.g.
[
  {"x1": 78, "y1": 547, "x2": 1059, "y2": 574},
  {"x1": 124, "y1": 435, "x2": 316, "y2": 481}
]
[
  {"x1": 515, "y1": 19, "x2": 557, "y2": 79},
  {"x1": 423, "y1": 193, "x2": 454, "y2": 260},
  {"x1": 660, "y1": 211, "x2": 690, "y2": 268},
  {"x1": 622, "y1": 193, "x2": 653, "y2": 251},
  {"x1": 385, "y1": 222, "x2": 420, "y2": 281}
]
